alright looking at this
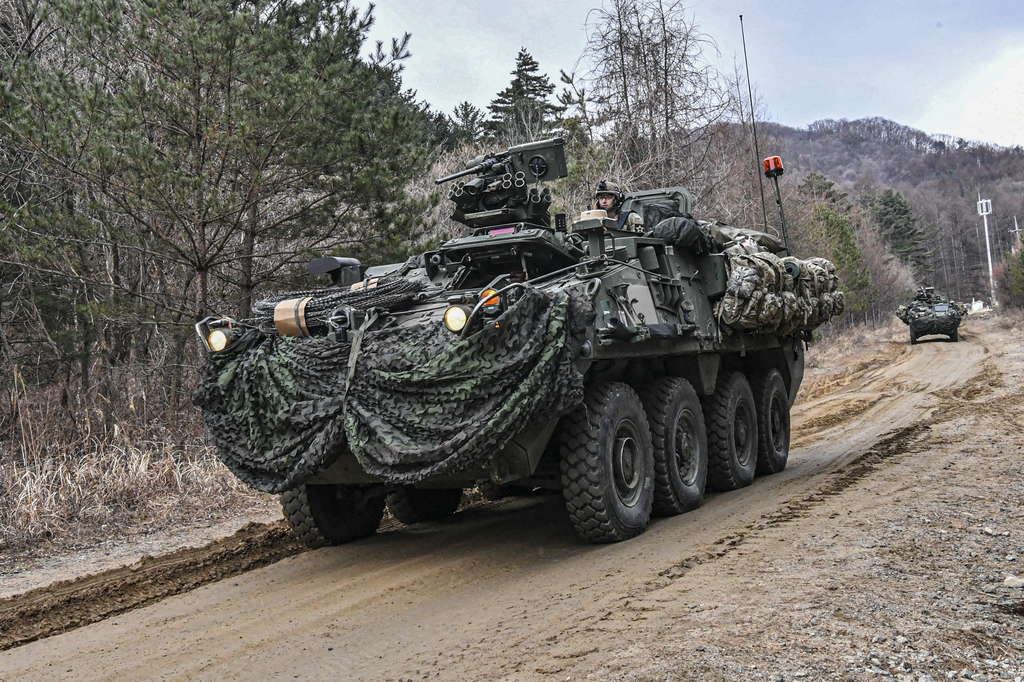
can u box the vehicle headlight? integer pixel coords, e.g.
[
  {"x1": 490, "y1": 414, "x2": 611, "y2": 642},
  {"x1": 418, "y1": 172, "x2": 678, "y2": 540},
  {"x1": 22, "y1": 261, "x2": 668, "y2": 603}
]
[
  {"x1": 443, "y1": 305, "x2": 471, "y2": 333},
  {"x1": 195, "y1": 316, "x2": 241, "y2": 352},
  {"x1": 207, "y1": 329, "x2": 230, "y2": 352}
]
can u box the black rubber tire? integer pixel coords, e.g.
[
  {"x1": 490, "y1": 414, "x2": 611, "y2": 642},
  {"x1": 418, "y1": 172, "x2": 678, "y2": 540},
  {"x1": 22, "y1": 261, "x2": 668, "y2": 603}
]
[
  {"x1": 281, "y1": 484, "x2": 385, "y2": 548},
  {"x1": 702, "y1": 371, "x2": 758, "y2": 492},
  {"x1": 750, "y1": 368, "x2": 791, "y2": 476},
  {"x1": 950, "y1": 328, "x2": 959, "y2": 342},
  {"x1": 909, "y1": 327, "x2": 918, "y2": 344},
  {"x1": 639, "y1": 377, "x2": 707, "y2": 516},
  {"x1": 386, "y1": 486, "x2": 463, "y2": 525},
  {"x1": 559, "y1": 381, "x2": 655, "y2": 543}
]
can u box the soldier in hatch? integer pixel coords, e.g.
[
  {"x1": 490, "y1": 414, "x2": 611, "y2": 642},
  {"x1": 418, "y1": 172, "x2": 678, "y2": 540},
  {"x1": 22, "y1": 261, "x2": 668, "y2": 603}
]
[
  {"x1": 594, "y1": 180, "x2": 623, "y2": 219},
  {"x1": 594, "y1": 180, "x2": 640, "y2": 230}
]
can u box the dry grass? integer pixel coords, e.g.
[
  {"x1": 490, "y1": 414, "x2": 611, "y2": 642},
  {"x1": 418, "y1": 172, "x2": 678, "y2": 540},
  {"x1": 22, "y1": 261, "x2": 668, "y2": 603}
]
[
  {"x1": 806, "y1": 317, "x2": 904, "y2": 370},
  {"x1": 993, "y1": 306, "x2": 1024, "y2": 332},
  {"x1": 0, "y1": 394, "x2": 274, "y2": 552}
]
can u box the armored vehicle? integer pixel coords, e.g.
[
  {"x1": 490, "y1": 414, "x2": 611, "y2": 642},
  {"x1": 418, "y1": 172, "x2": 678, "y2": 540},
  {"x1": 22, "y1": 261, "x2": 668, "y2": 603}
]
[
  {"x1": 193, "y1": 138, "x2": 843, "y2": 546},
  {"x1": 896, "y1": 287, "x2": 967, "y2": 343}
]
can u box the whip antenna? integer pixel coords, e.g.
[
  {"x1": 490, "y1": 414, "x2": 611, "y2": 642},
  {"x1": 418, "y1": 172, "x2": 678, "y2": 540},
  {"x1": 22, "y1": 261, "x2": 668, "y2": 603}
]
[{"x1": 740, "y1": 15, "x2": 769, "y2": 233}]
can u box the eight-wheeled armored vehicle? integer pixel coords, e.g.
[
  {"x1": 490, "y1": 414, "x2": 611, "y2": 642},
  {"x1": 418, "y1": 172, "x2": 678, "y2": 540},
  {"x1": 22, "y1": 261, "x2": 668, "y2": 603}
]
[
  {"x1": 193, "y1": 138, "x2": 843, "y2": 546},
  {"x1": 896, "y1": 287, "x2": 967, "y2": 343}
]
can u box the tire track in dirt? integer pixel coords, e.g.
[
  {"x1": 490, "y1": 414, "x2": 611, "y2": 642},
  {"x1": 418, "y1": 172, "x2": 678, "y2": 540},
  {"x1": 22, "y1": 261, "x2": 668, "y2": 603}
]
[
  {"x1": 625, "y1": 339, "x2": 999, "y2": 601},
  {"x1": 792, "y1": 392, "x2": 887, "y2": 438},
  {"x1": 791, "y1": 330, "x2": 988, "y2": 451},
  {"x1": 509, "y1": 417, "x2": 949, "y2": 678},
  {"x1": 625, "y1": 420, "x2": 936, "y2": 598},
  {"x1": 0, "y1": 522, "x2": 306, "y2": 651},
  {"x1": 493, "y1": 337, "x2": 998, "y2": 668},
  {"x1": 0, "y1": 499, "x2": 480, "y2": 651},
  {"x1": 593, "y1": 370, "x2": 1007, "y2": 664}
]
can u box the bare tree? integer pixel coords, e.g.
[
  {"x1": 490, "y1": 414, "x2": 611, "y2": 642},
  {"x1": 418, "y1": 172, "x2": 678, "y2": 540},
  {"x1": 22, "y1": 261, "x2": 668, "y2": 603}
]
[
  {"x1": 694, "y1": 66, "x2": 785, "y2": 233},
  {"x1": 571, "y1": 0, "x2": 731, "y2": 195}
]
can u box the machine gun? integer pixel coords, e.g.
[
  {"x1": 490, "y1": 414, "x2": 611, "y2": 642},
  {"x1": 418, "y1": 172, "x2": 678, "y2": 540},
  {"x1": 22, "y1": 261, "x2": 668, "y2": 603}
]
[{"x1": 435, "y1": 138, "x2": 568, "y2": 231}]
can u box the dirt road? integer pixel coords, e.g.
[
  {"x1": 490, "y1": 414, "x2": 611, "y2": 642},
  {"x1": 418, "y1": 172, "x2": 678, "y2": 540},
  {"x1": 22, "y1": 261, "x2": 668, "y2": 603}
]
[{"x1": 2, "y1": 317, "x2": 1022, "y2": 681}]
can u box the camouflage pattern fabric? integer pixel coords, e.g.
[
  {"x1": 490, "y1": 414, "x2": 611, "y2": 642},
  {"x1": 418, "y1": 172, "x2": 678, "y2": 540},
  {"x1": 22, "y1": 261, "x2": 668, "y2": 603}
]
[
  {"x1": 779, "y1": 257, "x2": 845, "y2": 335},
  {"x1": 716, "y1": 253, "x2": 844, "y2": 334},
  {"x1": 192, "y1": 286, "x2": 592, "y2": 493},
  {"x1": 717, "y1": 252, "x2": 787, "y2": 331},
  {"x1": 909, "y1": 310, "x2": 961, "y2": 337},
  {"x1": 896, "y1": 289, "x2": 967, "y2": 334},
  {"x1": 897, "y1": 301, "x2": 965, "y2": 335}
]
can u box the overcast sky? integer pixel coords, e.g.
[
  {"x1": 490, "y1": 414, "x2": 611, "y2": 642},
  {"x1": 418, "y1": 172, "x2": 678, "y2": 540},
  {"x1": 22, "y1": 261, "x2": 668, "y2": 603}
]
[{"x1": 366, "y1": 0, "x2": 1024, "y2": 147}]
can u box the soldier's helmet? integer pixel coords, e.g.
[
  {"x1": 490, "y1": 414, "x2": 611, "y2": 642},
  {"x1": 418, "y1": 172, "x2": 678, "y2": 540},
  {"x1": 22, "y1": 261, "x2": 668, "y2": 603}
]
[{"x1": 594, "y1": 179, "x2": 625, "y2": 211}]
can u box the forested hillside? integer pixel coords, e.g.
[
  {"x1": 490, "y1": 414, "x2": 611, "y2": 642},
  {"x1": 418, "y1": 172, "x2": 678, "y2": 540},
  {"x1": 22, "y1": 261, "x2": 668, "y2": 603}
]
[{"x1": 772, "y1": 117, "x2": 1024, "y2": 306}]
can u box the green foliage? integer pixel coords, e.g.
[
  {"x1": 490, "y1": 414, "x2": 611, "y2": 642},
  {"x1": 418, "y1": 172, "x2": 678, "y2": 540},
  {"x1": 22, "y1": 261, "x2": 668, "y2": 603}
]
[
  {"x1": 793, "y1": 174, "x2": 873, "y2": 317},
  {"x1": 811, "y1": 203, "x2": 872, "y2": 314},
  {"x1": 447, "y1": 102, "x2": 486, "y2": 147},
  {"x1": 861, "y1": 189, "x2": 930, "y2": 276},
  {"x1": 996, "y1": 252, "x2": 1024, "y2": 308},
  {"x1": 798, "y1": 172, "x2": 851, "y2": 210},
  {"x1": 484, "y1": 48, "x2": 563, "y2": 143},
  {"x1": 4, "y1": 0, "x2": 436, "y2": 319},
  {"x1": 0, "y1": 0, "x2": 442, "y2": 404}
]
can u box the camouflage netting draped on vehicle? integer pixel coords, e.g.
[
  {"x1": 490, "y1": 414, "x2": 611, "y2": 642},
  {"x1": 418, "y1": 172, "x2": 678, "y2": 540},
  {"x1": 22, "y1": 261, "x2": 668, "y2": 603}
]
[
  {"x1": 716, "y1": 253, "x2": 844, "y2": 334},
  {"x1": 192, "y1": 285, "x2": 594, "y2": 493},
  {"x1": 896, "y1": 302, "x2": 968, "y2": 325},
  {"x1": 896, "y1": 299, "x2": 967, "y2": 336},
  {"x1": 911, "y1": 311, "x2": 959, "y2": 336}
]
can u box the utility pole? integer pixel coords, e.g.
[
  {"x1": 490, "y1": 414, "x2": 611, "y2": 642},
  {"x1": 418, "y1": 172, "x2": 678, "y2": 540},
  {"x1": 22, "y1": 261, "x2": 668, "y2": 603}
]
[
  {"x1": 977, "y1": 195, "x2": 996, "y2": 307},
  {"x1": 1011, "y1": 216, "x2": 1022, "y2": 255},
  {"x1": 951, "y1": 234, "x2": 962, "y2": 302}
]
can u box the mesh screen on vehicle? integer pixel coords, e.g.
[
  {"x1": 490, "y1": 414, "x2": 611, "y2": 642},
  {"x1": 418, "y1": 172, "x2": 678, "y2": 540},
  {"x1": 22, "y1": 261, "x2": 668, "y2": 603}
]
[{"x1": 192, "y1": 286, "x2": 594, "y2": 493}]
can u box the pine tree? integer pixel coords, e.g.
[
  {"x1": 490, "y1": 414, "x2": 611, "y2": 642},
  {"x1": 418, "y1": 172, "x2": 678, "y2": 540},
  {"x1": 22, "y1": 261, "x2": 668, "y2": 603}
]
[
  {"x1": 798, "y1": 172, "x2": 851, "y2": 210},
  {"x1": 0, "y1": 0, "x2": 437, "y2": 413},
  {"x1": 862, "y1": 188, "x2": 931, "y2": 277},
  {"x1": 484, "y1": 48, "x2": 563, "y2": 143},
  {"x1": 812, "y1": 204, "x2": 872, "y2": 315},
  {"x1": 3, "y1": 0, "x2": 435, "y2": 320},
  {"x1": 449, "y1": 101, "x2": 486, "y2": 145},
  {"x1": 796, "y1": 175, "x2": 872, "y2": 316}
]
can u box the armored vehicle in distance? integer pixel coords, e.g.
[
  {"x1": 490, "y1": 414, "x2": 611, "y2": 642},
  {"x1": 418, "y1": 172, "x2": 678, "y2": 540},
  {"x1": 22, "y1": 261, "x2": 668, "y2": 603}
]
[
  {"x1": 896, "y1": 287, "x2": 967, "y2": 343},
  {"x1": 193, "y1": 138, "x2": 843, "y2": 547}
]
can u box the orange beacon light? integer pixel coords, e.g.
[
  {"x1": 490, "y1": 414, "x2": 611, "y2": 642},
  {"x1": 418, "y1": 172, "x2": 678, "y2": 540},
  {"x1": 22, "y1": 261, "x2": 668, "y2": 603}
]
[{"x1": 763, "y1": 155, "x2": 784, "y2": 178}]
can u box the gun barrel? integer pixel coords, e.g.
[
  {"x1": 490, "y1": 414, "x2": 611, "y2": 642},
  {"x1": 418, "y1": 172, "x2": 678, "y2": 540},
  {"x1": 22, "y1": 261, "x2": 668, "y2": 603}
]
[
  {"x1": 435, "y1": 165, "x2": 483, "y2": 185},
  {"x1": 434, "y1": 155, "x2": 504, "y2": 185}
]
